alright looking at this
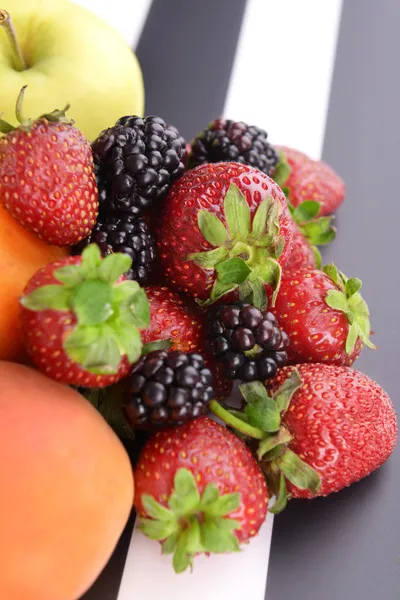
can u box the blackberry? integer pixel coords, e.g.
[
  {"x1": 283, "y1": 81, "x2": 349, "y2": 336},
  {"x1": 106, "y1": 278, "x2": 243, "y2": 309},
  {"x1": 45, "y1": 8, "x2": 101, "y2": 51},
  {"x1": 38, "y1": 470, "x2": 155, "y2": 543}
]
[
  {"x1": 188, "y1": 118, "x2": 279, "y2": 176},
  {"x1": 123, "y1": 350, "x2": 214, "y2": 429},
  {"x1": 73, "y1": 215, "x2": 155, "y2": 283},
  {"x1": 92, "y1": 116, "x2": 186, "y2": 217},
  {"x1": 206, "y1": 303, "x2": 288, "y2": 382}
]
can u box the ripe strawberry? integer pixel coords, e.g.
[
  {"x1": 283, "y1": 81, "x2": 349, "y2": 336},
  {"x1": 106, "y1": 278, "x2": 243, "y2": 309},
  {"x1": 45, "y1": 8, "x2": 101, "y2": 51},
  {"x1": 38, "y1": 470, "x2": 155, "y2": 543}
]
[
  {"x1": 20, "y1": 244, "x2": 150, "y2": 387},
  {"x1": 286, "y1": 199, "x2": 336, "y2": 271},
  {"x1": 0, "y1": 88, "x2": 98, "y2": 246},
  {"x1": 210, "y1": 365, "x2": 397, "y2": 509},
  {"x1": 157, "y1": 162, "x2": 293, "y2": 309},
  {"x1": 143, "y1": 285, "x2": 232, "y2": 398},
  {"x1": 286, "y1": 225, "x2": 317, "y2": 271},
  {"x1": 270, "y1": 264, "x2": 375, "y2": 366},
  {"x1": 274, "y1": 145, "x2": 345, "y2": 216},
  {"x1": 134, "y1": 416, "x2": 269, "y2": 572}
]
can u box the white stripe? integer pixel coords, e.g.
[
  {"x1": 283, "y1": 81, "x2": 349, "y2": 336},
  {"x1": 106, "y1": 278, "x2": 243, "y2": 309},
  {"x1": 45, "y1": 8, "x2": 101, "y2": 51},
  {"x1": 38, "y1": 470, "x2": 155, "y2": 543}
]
[
  {"x1": 224, "y1": 0, "x2": 344, "y2": 159},
  {"x1": 71, "y1": 0, "x2": 153, "y2": 48},
  {"x1": 117, "y1": 515, "x2": 274, "y2": 600}
]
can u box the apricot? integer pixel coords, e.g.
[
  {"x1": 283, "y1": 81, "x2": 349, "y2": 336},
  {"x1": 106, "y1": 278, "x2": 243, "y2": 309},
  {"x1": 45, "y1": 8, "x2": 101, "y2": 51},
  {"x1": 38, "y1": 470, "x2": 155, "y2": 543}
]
[
  {"x1": 0, "y1": 362, "x2": 134, "y2": 600},
  {"x1": 0, "y1": 204, "x2": 67, "y2": 361}
]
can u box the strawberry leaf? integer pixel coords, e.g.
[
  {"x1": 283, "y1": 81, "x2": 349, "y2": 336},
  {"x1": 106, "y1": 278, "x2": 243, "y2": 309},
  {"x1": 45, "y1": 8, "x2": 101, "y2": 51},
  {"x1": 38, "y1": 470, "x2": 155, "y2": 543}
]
[
  {"x1": 188, "y1": 246, "x2": 229, "y2": 269},
  {"x1": 313, "y1": 246, "x2": 323, "y2": 269},
  {"x1": 20, "y1": 284, "x2": 71, "y2": 311},
  {"x1": 245, "y1": 398, "x2": 281, "y2": 433},
  {"x1": 142, "y1": 339, "x2": 174, "y2": 354},
  {"x1": 168, "y1": 469, "x2": 200, "y2": 515},
  {"x1": 197, "y1": 210, "x2": 228, "y2": 247},
  {"x1": 223, "y1": 183, "x2": 251, "y2": 238},
  {"x1": 324, "y1": 289, "x2": 348, "y2": 312},
  {"x1": 203, "y1": 493, "x2": 240, "y2": 517},
  {"x1": 257, "y1": 428, "x2": 293, "y2": 459},
  {"x1": 200, "y1": 517, "x2": 240, "y2": 554},
  {"x1": 215, "y1": 257, "x2": 251, "y2": 285},
  {"x1": 53, "y1": 265, "x2": 84, "y2": 287},
  {"x1": 112, "y1": 324, "x2": 142, "y2": 364},
  {"x1": 277, "y1": 449, "x2": 321, "y2": 493},
  {"x1": 272, "y1": 368, "x2": 303, "y2": 413},
  {"x1": 65, "y1": 326, "x2": 122, "y2": 373},
  {"x1": 292, "y1": 200, "x2": 321, "y2": 222},
  {"x1": 199, "y1": 484, "x2": 219, "y2": 508},
  {"x1": 140, "y1": 517, "x2": 177, "y2": 541},
  {"x1": 251, "y1": 197, "x2": 271, "y2": 238},
  {"x1": 173, "y1": 531, "x2": 193, "y2": 573},
  {"x1": 98, "y1": 253, "x2": 132, "y2": 284},
  {"x1": 162, "y1": 532, "x2": 179, "y2": 554},
  {"x1": 141, "y1": 495, "x2": 176, "y2": 522},
  {"x1": 240, "y1": 381, "x2": 269, "y2": 404},
  {"x1": 80, "y1": 244, "x2": 102, "y2": 279},
  {"x1": 345, "y1": 277, "x2": 362, "y2": 298},
  {"x1": 268, "y1": 473, "x2": 289, "y2": 514},
  {"x1": 72, "y1": 280, "x2": 113, "y2": 325},
  {"x1": 323, "y1": 263, "x2": 343, "y2": 288}
]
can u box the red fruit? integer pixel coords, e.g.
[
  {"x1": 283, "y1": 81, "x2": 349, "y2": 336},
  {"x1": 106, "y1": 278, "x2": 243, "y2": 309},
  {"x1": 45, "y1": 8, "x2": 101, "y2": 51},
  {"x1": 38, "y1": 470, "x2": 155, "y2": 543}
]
[
  {"x1": 276, "y1": 145, "x2": 345, "y2": 216},
  {"x1": 20, "y1": 245, "x2": 150, "y2": 387},
  {"x1": 143, "y1": 285, "x2": 232, "y2": 398},
  {"x1": 143, "y1": 286, "x2": 203, "y2": 352},
  {"x1": 266, "y1": 364, "x2": 397, "y2": 499},
  {"x1": 270, "y1": 265, "x2": 375, "y2": 366},
  {"x1": 157, "y1": 162, "x2": 293, "y2": 308},
  {"x1": 285, "y1": 225, "x2": 317, "y2": 271},
  {"x1": 134, "y1": 416, "x2": 268, "y2": 571},
  {"x1": 0, "y1": 89, "x2": 98, "y2": 246}
]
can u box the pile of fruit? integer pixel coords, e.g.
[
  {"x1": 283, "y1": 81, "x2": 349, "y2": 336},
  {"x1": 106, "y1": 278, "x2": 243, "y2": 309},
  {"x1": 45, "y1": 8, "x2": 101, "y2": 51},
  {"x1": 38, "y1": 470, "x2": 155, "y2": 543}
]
[{"x1": 0, "y1": 86, "x2": 397, "y2": 600}]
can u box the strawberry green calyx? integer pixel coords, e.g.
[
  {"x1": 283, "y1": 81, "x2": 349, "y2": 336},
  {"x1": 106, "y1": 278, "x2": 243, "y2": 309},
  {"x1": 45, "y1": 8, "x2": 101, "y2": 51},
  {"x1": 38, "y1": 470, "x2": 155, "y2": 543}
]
[
  {"x1": 139, "y1": 468, "x2": 241, "y2": 573},
  {"x1": 323, "y1": 264, "x2": 376, "y2": 355},
  {"x1": 272, "y1": 149, "x2": 291, "y2": 189},
  {"x1": 290, "y1": 200, "x2": 336, "y2": 268},
  {"x1": 209, "y1": 372, "x2": 321, "y2": 513},
  {"x1": 189, "y1": 183, "x2": 285, "y2": 310},
  {"x1": 0, "y1": 86, "x2": 72, "y2": 135},
  {"x1": 21, "y1": 244, "x2": 150, "y2": 375}
]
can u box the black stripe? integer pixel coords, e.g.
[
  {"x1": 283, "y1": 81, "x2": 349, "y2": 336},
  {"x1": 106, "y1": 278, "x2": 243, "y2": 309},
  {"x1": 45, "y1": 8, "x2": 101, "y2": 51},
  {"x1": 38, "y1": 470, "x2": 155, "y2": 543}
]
[
  {"x1": 267, "y1": 1, "x2": 400, "y2": 599},
  {"x1": 135, "y1": 0, "x2": 248, "y2": 140}
]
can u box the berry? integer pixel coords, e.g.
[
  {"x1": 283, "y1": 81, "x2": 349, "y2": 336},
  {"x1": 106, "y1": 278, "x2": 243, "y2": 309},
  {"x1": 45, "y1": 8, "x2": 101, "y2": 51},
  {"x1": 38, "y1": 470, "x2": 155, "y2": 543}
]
[
  {"x1": 142, "y1": 286, "x2": 233, "y2": 398},
  {"x1": 92, "y1": 116, "x2": 186, "y2": 218},
  {"x1": 266, "y1": 365, "x2": 397, "y2": 499},
  {"x1": 210, "y1": 365, "x2": 397, "y2": 508},
  {"x1": 206, "y1": 303, "x2": 288, "y2": 381},
  {"x1": 188, "y1": 118, "x2": 279, "y2": 176},
  {"x1": 270, "y1": 265, "x2": 375, "y2": 366},
  {"x1": 274, "y1": 145, "x2": 345, "y2": 216},
  {"x1": 20, "y1": 245, "x2": 150, "y2": 388},
  {"x1": 0, "y1": 90, "x2": 98, "y2": 246},
  {"x1": 123, "y1": 350, "x2": 214, "y2": 429},
  {"x1": 157, "y1": 162, "x2": 293, "y2": 307},
  {"x1": 285, "y1": 225, "x2": 317, "y2": 271},
  {"x1": 73, "y1": 215, "x2": 156, "y2": 283},
  {"x1": 134, "y1": 416, "x2": 269, "y2": 571}
]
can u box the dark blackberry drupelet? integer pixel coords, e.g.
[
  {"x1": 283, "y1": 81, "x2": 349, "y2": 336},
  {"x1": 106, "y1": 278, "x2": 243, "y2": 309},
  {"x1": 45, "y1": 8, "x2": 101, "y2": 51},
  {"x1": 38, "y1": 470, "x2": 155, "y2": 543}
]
[
  {"x1": 92, "y1": 116, "x2": 186, "y2": 218},
  {"x1": 206, "y1": 303, "x2": 288, "y2": 382},
  {"x1": 73, "y1": 215, "x2": 156, "y2": 283},
  {"x1": 123, "y1": 350, "x2": 214, "y2": 429},
  {"x1": 188, "y1": 118, "x2": 279, "y2": 176}
]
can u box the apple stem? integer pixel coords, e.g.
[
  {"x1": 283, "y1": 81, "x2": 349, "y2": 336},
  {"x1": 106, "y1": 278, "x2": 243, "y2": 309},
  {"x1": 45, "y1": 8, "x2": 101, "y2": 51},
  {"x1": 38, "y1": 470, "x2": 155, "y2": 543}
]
[{"x1": 0, "y1": 10, "x2": 27, "y2": 72}]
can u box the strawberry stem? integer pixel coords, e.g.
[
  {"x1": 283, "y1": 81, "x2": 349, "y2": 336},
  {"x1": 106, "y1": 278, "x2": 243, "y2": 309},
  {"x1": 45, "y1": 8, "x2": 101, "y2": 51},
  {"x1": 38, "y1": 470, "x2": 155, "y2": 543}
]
[
  {"x1": 209, "y1": 400, "x2": 265, "y2": 440},
  {"x1": 0, "y1": 10, "x2": 27, "y2": 72}
]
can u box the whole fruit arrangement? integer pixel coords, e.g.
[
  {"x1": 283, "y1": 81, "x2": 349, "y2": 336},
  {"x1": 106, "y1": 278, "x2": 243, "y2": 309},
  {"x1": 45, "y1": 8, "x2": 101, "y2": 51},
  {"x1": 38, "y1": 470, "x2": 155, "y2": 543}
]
[
  {"x1": 0, "y1": 0, "x2": 144, "y2": 140},
  {"x1": 0, "y1": 362, "x2": 133, "y2": 600}
]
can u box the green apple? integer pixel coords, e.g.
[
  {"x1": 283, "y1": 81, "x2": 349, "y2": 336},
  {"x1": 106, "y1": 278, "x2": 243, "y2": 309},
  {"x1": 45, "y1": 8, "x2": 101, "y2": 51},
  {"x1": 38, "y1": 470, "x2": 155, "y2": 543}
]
[{"x1": 0, "y1": 0, "x2": 144, "y2": 140}]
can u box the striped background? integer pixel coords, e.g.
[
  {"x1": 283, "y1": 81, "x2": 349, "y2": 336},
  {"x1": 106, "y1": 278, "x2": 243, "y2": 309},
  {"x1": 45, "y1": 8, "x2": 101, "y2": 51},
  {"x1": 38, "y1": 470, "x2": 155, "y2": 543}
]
[{"x1": 75, "y1": 1, "x2": 400, "y2": 598}]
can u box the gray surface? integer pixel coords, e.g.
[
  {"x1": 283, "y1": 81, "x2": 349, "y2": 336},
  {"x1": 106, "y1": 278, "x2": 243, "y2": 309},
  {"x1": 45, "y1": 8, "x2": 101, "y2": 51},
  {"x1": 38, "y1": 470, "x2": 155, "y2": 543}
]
[
  {"x1": 135, "y1": 0, "x2": 247, "y2": 140},
  {"x1": 267, "y1": 1, "x2": 400, "y2": 598}
]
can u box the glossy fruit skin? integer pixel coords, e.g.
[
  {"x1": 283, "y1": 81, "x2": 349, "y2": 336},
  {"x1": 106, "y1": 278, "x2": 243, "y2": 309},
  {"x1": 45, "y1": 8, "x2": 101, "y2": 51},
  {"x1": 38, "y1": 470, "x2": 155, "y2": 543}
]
[
  {"x1": 157, "y1": 162, "x2": 293, "y2": 300},
  {"x1": 267, "y1": 364, "x2": 398, "y2": 498},
  {"x1": 134, "y1": 416, "x2": 268, "y2": 543},
  {"x1": 0, "y1": 120, "x2": 98, "y2": 246},
  {"x1": 270, "y1": 268, "x2": 362, "y2": 366},
  {"x1": 143, "y1": 286, "x2": 232, "y2": 397},
  {"x1": 0, "y1": 362, "x2": 133, "y2": 600},
  {"x1": 285, "y1": 224, "x2": 317, "y2": 272},
  {"x1": 21, "y1": 256, "x2": 130, "y2": 387},
  {"x1": 143, "y1": 286, "x2": 203, "y2": 352},
  {"x1": 278, "y1": 146, "x2": 345, "y2": 215},
  {"x1": 0, "y1": 204, "x2": 67, "y2": 362}
]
